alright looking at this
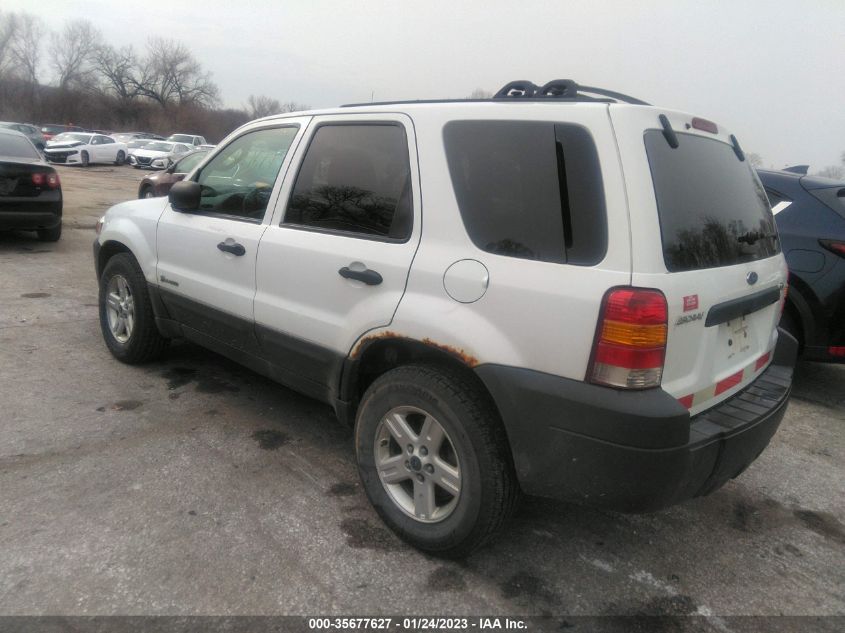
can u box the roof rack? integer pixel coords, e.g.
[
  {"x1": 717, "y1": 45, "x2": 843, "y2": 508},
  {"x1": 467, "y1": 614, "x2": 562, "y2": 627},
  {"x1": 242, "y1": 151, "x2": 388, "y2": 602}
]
[
  {"x1": 340, "y1": 79, "x2": 649, "y2": 108},
  {"x1": 493, "y1": 79, "x2": 650, "y2": 105}
]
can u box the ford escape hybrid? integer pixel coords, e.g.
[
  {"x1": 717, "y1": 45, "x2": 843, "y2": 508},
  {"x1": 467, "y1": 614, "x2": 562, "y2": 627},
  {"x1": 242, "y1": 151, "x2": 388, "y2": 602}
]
[{"x1": 94, "y1": 80, "x2": 796, "y2": 556}]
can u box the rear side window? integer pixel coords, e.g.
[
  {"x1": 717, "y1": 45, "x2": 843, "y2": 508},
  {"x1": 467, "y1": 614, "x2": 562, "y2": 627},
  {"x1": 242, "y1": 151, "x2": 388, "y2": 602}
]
[
  {"x1": 645, "y1": 131, "x2": 780, "y2": 272},
  {"x1": 443, "y1": 121, "x2": 606, "y2": 265},
  {"x1": 284, "y1": 124, "x2": 412, "y2": 240},
  {"x1": 0, "y1": 133, "x2": 39, "y2": 159}
]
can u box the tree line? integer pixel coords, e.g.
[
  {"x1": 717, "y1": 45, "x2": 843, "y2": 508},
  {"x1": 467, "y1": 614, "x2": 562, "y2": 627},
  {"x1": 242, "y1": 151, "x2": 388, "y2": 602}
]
[{"x1": 0, "y1": 10, "x2": 306, "y2": 141}]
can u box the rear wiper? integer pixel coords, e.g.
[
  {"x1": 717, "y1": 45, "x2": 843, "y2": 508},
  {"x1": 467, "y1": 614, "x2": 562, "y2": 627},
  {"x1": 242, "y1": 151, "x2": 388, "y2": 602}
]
[{"x1": 737, "y1": 230, "x2": 778, "y2": 245}]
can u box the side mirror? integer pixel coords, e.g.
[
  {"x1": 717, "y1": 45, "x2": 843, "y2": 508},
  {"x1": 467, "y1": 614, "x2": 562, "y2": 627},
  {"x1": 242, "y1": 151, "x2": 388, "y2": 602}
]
[
  {"x1": 168, "y1": 180, "x2": 201, "y2": 212},
  {"x1": 165, "y1": 161, "x2": 177, "y2": 174}
]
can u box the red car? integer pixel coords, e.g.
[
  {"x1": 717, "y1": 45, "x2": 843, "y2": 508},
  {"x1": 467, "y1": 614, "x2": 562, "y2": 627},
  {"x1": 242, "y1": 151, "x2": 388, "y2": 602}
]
[
  {"x1": 40, "y1": 124, "x2": 86, "y2": 142},
  {"x1": 137, "y1": 150, "x2": 209, "y2": 198}
]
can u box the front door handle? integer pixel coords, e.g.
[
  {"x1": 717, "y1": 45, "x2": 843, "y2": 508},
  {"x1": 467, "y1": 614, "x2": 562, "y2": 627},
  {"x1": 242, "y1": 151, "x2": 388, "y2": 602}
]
[
  {"x1": 339, "y1": 266, "x2": 383, "y2": 286},
  {"x1": 217, "y1": 240, "x2": 246, "y2": 256}
]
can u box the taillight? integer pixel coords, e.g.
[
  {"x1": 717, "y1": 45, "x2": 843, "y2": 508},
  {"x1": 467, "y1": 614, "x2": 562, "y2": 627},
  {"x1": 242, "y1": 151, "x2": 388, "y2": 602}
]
[
  {"x1": 30, "y1": 172, "x2": 60, "y2": 189},
  {"x1": 829, "y1": 347, "x2": 845, "y2": 357},
  {"x1": 820, "y1": 239, "x2": 845, "y2": 258},
  {"x1": 588, "y1": 287, "x2": 668, "y2": 389}
]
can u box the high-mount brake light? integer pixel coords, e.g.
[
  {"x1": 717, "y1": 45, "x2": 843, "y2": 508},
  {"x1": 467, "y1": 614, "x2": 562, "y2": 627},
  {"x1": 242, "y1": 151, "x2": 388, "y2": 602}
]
[
  {"x1": 691, "y1": 117, "x2": 718, "y2": 134},
  {"x1": 588, "y1": 288, "x2": 668, "y2": 389}
]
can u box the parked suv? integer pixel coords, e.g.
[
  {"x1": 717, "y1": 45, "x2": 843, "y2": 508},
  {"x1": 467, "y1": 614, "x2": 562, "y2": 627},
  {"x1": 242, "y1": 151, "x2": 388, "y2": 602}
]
[
  {"x1": 759, "y1": 168, "x2": 845, "y2": 362},
  {"x1": 93, "y1": 80, "x2": 796, "y2": 556}
]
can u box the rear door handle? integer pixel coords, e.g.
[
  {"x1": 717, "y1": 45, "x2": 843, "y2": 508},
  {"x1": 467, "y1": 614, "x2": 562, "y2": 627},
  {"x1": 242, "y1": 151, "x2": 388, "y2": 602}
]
[
  {"x1": 339, "y1": 266, "x2": 383, "y2": 286},
  {"x1": 217, "y1": 240, "x2": 246, "y2": 256}
]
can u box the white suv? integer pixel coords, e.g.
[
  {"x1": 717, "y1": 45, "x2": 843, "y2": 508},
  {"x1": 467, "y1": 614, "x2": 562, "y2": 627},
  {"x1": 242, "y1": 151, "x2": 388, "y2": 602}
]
[{"x1": 94, "y1": 80, "x2": 796, "y2": 557}]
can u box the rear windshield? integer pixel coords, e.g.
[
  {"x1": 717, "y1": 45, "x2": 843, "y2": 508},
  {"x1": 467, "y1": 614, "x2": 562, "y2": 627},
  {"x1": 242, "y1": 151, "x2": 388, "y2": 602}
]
[
  {"x1": 0, "y1": 133, "x2": 39, "y2": 159},
  {"x1": 645, "y1": 130, "x2": 780, "y2": 272},
  {"x1": 169, "y1": 135, "x2": 193, "y2": 143}
]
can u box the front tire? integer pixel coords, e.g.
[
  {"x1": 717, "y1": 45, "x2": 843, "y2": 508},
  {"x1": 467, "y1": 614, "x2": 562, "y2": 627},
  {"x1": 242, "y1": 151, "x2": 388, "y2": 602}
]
[
  {"x1": 98, "y1": 253, "x2": 168, "y2": 363},
  {"x1": 355, "y1": 364, "x2": 519, "y2": 557},
  {"x1": 80, "y1": 150, "x2": 89, "y2": 167}
]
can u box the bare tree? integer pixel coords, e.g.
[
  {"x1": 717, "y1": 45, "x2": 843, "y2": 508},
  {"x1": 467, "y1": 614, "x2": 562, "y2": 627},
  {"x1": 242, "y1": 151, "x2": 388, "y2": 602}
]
[
  {"x1": 279, "y1": 101, "x2": 308, "y2": 113},
  {"x1": 0, "y1": 11, "x2": 17, "y2": 79},
  {"x1": 816, "y1": 165, "x2": 845, "y2": 180},
  {"x1": 94, "y1": 43, "x2": 140, "y2": 101},
  {"x1": 133, "y1": 37, "x2": 219, "y2": 108},
  {"x1": 246, "y1": 94, "x2": 281, "y2": 118},
  {"x1": 10, "y1": 12, "x2": 43, "y2": 83},
  {"x1": 48, "y1": 19, "x2": 101, "y2": 88},
  {"x1": 745, "y1": 152, "x2": 763, "y2": 169},
  {"x1": 468, "y1": 88, "x2": 492, "y2": 99}
]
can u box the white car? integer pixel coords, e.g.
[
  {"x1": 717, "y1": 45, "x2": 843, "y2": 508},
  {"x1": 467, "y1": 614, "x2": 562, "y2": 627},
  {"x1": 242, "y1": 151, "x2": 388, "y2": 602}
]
[
  {"x1": 93, "y1": 79, "x2": 796, "y2": 557},
  {"x1": 44, "y1": 133, "x2": 128, "y2": 167},
  {"x1": 166, "y1": 133, "x2": 207, "y2": 147},
  {"x1": 128, "y1": 141, "x2": 191, "y2": 169}
]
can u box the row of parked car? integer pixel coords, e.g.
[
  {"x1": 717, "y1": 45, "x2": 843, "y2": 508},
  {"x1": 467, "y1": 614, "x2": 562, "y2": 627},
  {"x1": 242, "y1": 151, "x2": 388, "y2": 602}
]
[{"x1": 0, "y1": 121, "x2": 211, "y2": 169}]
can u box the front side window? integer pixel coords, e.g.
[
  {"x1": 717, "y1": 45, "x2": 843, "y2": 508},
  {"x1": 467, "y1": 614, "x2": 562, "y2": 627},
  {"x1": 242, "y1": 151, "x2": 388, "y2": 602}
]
[
  {"x1": 195, "y1": 126, "x2": 298, "y2": 221},
  {"x1": 284, "y1": 123, "x2": 412, "y2": 240},
  {"x1": 175, "y1": 151, "x2": 208, "y2": 174}
]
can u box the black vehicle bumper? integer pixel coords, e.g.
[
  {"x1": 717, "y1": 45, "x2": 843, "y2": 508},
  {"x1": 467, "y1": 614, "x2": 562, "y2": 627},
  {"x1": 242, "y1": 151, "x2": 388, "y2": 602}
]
[
  {"x1": 0, "y1": 199, "x2": 62, "y2": 230},
  {"x1": 475, "y1": 329, "x2": 798, "y2": 512}
]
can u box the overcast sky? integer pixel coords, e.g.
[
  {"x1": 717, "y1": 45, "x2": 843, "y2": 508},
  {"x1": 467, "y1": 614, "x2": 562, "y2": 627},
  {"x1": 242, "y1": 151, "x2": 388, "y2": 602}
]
[{"x1": 11, "y1": 0, "x2": 845, "y2": 170}]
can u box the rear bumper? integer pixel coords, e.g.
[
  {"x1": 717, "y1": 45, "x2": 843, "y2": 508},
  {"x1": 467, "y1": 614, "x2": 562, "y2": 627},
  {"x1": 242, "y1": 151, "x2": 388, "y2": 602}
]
[
  {"x1": 0, "y1": 198, "x2": 62, "y2": 230},
  {"x1": 475, "y1": 329, "x2": 798, "y2": 512}
]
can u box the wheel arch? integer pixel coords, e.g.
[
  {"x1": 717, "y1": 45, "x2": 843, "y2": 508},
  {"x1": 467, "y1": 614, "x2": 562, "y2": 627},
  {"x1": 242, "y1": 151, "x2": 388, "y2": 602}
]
[{"x1": 338, "y1": 335, "x2": 512, "y2": 449}]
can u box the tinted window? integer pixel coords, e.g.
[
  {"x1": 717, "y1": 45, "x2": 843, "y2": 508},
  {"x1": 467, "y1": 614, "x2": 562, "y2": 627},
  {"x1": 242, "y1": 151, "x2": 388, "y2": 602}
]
[
  {"x1": 195, "y1": 126, "x2": 298, "y2": 220},
  {"x1": 284, "y1": 124, "x2": 412, "y2": 239},
  {"x1": 443, "y1": 120, "x2": 606, "y2": 265},
  {"x1": 175, "y1": 151, "x2": 207, "y2": 174},
  {"x1": 100, "y1": 136, "x2": 114, "y2": 144},
  {"x1": 645, "y1": 131, "x2": 780, "y2": 272},
  {"x1": 0, "y1": 133, "x2": 39, "y2": 159},
  {"x1": 169, "y1": 134, "x2": 193, "y2": 143}
]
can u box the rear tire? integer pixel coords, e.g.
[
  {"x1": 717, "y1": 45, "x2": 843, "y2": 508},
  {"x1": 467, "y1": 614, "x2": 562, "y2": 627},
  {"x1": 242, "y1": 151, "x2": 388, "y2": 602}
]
[
  {"x1": 139, "y1": 185, "x2": 155, "y2": 199},
  {"x1": 36, "y1": 222, "x2": 61, "y2": 242},
  {"x1": 355, "y1": 363, "x2": 519, "y2": 557},
  {"x1": 115, "y1": 150, "x2": 125, "y2": 166},
  {"x1": 99, "y1": 253, "x2": 168, "y2": 364}
]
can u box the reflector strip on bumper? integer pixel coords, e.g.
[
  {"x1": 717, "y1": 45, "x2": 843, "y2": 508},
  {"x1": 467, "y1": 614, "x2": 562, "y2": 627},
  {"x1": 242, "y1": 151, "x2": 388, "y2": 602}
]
[{"x1": 678, "y1": 350, "x2": 772, "y2": 410}]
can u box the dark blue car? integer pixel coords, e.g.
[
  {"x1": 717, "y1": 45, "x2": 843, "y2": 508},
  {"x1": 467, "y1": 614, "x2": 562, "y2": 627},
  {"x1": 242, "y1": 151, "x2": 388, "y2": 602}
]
[{"x1": 759, "y1": 168, "x2": 845, "y2": 362}]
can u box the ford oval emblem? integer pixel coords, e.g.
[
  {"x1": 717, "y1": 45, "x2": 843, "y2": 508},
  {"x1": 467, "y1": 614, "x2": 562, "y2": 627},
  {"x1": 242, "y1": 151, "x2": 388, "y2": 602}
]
[{"x1": 746, "y1": 271, "x2": 758, "y2": 285}]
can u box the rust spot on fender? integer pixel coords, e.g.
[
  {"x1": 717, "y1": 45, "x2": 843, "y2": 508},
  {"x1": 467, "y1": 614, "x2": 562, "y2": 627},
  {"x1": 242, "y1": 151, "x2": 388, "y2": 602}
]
[
  {"x1": 350, "y1": 330, "x2": 401, "y2": 360},
  {"x1": 350, "y1": 332, "x2": 479, "y2": 367},
  {"x1": 421, "y1": 338, "x2": 479, "y2": 367}
]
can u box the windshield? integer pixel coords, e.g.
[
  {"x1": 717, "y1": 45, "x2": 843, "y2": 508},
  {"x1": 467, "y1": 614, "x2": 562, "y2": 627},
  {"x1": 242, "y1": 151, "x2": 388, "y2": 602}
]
[
  {"x1": 644, "y1": 131, "x2": 780, "y2": 272},
  {"x1": 143, "y1": 142, "x2": 174, "y2": 152},
  {"x1": 52, "y1": 133, "x2": 92, "y2": 144},
  {"x1": 168, "y1": 135, "x2": 193, "y2": 143},
  {"x1": 0, "y1": 133, "x2": 39, "y2": 159}
]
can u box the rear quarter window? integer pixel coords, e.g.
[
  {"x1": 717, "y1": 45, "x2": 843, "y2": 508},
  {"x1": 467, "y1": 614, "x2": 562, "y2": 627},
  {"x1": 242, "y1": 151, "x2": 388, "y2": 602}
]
[
  {"x1": 0, "y1": 134, "x2": 39, "y2": 159},
  {"x1": 443, "y1": 120, "x2": 606, "y2": 265},
  {"x1": 645, "y1": 130, "x2": 780, "y2": 272}
]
